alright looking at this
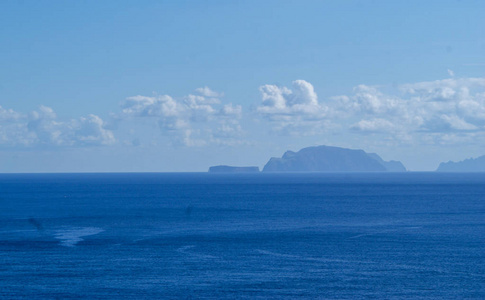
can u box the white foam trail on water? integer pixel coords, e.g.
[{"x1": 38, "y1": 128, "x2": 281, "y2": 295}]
[
  {"x1": 348, "y1": 226, "x2": 422, "y2": 239},
  {"x1": 176, "y1": 245, "x2": 218, "y2": 259},
  {"x1": 255, "y1": 249, "x2": 374, "y2": 264},
  {"x1": 54, "y1": 227, "x2": 104, "y2": 247},
  {"x1": 255, "y1": 249, "x2": 301, "y2": 259}
]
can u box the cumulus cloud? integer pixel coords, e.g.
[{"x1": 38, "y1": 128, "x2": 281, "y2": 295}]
[
  {"x1": 0, "y1": 105, "x2": 22, "y2": 122},
  {"x1": 255, "y1": 77, "x2": 485, "y2": 145},
  {"x1": 195, "y1": 86, "x2": 223, "y2": 98},
  {"x1": 218, "y1": 104, "x2": 242, "y2": 118},
  {"x1": 337, "y1": 85, "x2": 403, "y2": 115},
  {"x1": 121, "y1": 95, "x2": 181, "y2": 118},
  {"x1": 0, "y1": 105, "x2": 114, "y2": 148},
  {"x1": 4, "y1": 77, "x2": 484, "y2": 150},
  {"x1": 257, "y1": 80, "x2": 325, "y2": 116},
  {"x1": 72, "y1": 115, "x2": 116, "y2": 146},
  {"x1": 400, "y1": 78, "x2": 485, "y2": 99},
  {"x1": 256, "y1": 80, "x2": 328, "y2": 134},
  {"x1": 0, "y1": 86, "x2": 243, "y2": 149},
  {"x1": 0, "y1": 106, "x2": 28, "y2": 145},
  {"x1": 27, "y1": 106, "x2": 115, "y2": 147},
  {"x1": 334, "y1": 77, "x2": 485, "y2": 144},
  {"x1": 399, "y1": 78, "x2": 485, "y2": 132},
  {"x1": 118, "y1": 87, "x2": 244, "y2": 146}
]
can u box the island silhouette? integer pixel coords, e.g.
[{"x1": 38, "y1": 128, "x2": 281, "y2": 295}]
[
  {"x1": 209, "y1": 145, "x2": 406, "y2": 172},
  {"x1": 436, "y1": 155, "x2": 485, "y2": 172}
]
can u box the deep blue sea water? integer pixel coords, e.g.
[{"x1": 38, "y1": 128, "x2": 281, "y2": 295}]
[{"x1": 0, "y1": 172, "x2": 484, "y2": 299}]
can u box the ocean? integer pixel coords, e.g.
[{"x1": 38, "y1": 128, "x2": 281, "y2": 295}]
[{"x1": 0, "y1": 173, "x2": 484, "y2": 299}]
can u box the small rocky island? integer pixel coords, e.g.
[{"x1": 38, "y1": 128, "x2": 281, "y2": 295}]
[
  {"x1": 262, "y1": 145, "x2": 406, "y2": 172},
  {"x1": 208, "y1": 165, "x2": 260, "y2": 173},
  {"x1": 436, "y1": 155, "x2": 485, "y2": 172}
]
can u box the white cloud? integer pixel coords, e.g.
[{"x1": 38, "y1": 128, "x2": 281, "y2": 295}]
[
  {"x1": 184, "y1": 94, "x2": 217, "y2": 122},
  {"x1": 3, "y1": 78, "x2": 484, "y2": 151},
  {"x1": 258, "y1": 84, "x2": 291, "y2": 112},
  {"x1": 256, "y1": 80, "x2": 328, "y2": 134},
  {"x1": 0, "y1": 87, "x2": 240, "y2": 149},
  {"x1": 337, "y1": 77, "x2": 485, "y2": 142},
  {"x1": 27, "y1": 106, "x2": 63, "y2": 145},
  {"x1": 27, "y1": 106, "x2": 115, "y2": 147},
  {"x1": 350, "y1": 118, "x2": 395, "y2": 133},
  {"x1": 288, "y1": 80, "x2": 319, "y2": 106},
  {"x1": 121, "y1": 95, "x2": 181, "y2": 117},
  {"x1": 195, "y1": 86, "x2": 223, "y2": 98},
  {"x1": 0, "y1": 105, "x2": 23, "y2": 122},
  {"x1": 338, "y1": 85, "x2": 402, "y2": 115},
  {"x1": 0, "y1": 106, "x2": 114, "y2": 148},
  {"x1": 255, "y1": 77, "x2": 485, "y2": 145},
  {"x1": 212, "y1": 123, "x2": 243, "y2": 139},
  {"x1": 218, "y1": 104, "x2": 242, "y2": 118},
  {"x1": 0, "y1": 106, "x2": 31, "y2": 146},
  {"x1": 72, "y1": 115, "x2": 116, "y2": 146},
  {"x1": 257, "y1": 80, "x2": 325, "y2": 116},
  {"x1": 420, "y1": 115, "x2": 478, "y2": 132},
  {"x1": 441, "y1": 114, "x2": 478, "y2": 131},
  {"x1": 119, "y1": 87, "x2": 244, "y2": 146},
  {"x1": 457, "y1": 97, "x2": 485, "y2": 125},
  {"x1": 400, "y1": 78, "x2": 485, "y2": 99}
]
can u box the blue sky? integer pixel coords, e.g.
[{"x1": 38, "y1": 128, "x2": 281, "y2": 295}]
[{"x1": 1, "y1": 0, "x2": 484, "y2": 172}]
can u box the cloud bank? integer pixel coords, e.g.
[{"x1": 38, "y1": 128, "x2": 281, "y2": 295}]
[
  {"x1": 1, "y1": 77, "x2": 484, "y2": 150},
  {"x1": 256, "y1": 77, "x2": 485, "y2": 145}
]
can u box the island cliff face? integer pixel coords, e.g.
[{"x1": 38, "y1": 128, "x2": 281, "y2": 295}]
[
  {"x1": 262, "y1": 145, "x2": 406, "y2": 172},
  {"x1": 436, "y1": 155, "x2": 485, "y2": 172},
  {"x1": 208, "y1": 165, "x2": 260, "y2": 173}
]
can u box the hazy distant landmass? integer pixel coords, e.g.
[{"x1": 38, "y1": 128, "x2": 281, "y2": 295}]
[
  {"x1": 262, "y1": 145, "x2": 406, "y2": 172},
  {"x1": 208, "y1": 165, "x2": 260, "y2": 173},
  {"x1": 366, "y1": 153, "x2": 407, "y2": 172},
  {"x1": 436, "y1": 155, "x2": 485, "y2": 172}
]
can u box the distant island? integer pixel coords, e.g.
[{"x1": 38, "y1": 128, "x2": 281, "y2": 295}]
[
  {"x1": 209, "y1": 145, "x2": 407, "y2": 173},
  {"x1": 208, "y1": 165, "x2": 260, "y2": 173},
  {"x1": 262, "y1": 145, "x2": 406, "y2": 172},
  {"x1": 436, "y1": 155, "x2": 485, "y2": 172}
]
